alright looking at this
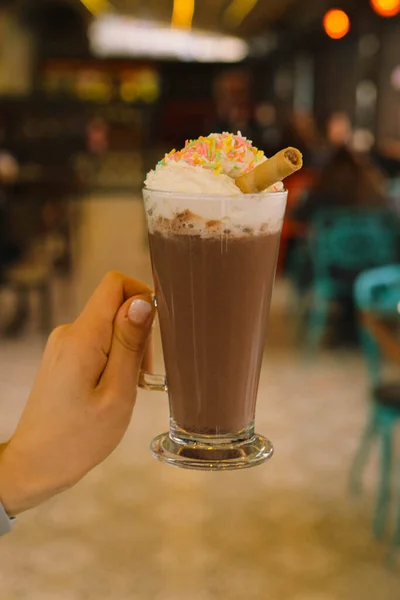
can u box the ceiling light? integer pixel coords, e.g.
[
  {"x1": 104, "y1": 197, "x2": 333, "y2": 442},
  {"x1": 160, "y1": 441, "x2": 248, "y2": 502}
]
[
  {"x1": 370, "y1": 0, "x2": 400, "y2": 18},
  {"x1": 171, "y1": 0, "x2": 195, "y2": 29},
  {"x1": 80, "y1": 0, "x2": 110, "y2": 16},
  {"x1": 89, "y1": 15, "x2": 249, "y2": 62},
  {"x1": 323, "y1": 9, "x2": 350, "y2": 40},
  {"x1": 223, "y1": 0, "x2": 259, "y2": 28}
]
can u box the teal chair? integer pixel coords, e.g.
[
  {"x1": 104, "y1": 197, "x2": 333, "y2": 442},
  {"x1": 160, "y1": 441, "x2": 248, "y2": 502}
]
[
  {"x1": 350, "y1": 265, "x2": 400, "y2": 562},
  {"x1": 306, "y1": 209, "x2": 399, "y2": 350}
]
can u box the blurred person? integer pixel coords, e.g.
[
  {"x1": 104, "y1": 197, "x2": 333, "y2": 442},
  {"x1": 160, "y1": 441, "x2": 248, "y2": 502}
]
[
  {"x1": 286, "y1": 146, "x2": 390, "y2": 341},
  {"x1": 280, "y1": 110, "x2": 322, "y2": 168},
  {"x1": 314, "y1": 111, "x2": 353, "y2": 167},
  {"x1": 326, "y1": 111, "x2": 352, "y2": 148},
  {"x1": 254, "y1": 102, "x2": 283, "y2": 157},
  {"x1": 86, "y1": 117, "x2": 109, "y2": 156},
  {"x1": 211, "y1": 69, "x2": 260, "y2": 144},
  {"x1": 293, "y1": 112, "x2": 322, "y2": 156},
  {"x1": 275, "y1": 112, "x2": 321, "y2": 272},
  {"x1": 290, "y1": 145, "x2": 386, "y2": 224},
  {"x1": 0, "y1": 271, "x2": 155, "y2": 533}
]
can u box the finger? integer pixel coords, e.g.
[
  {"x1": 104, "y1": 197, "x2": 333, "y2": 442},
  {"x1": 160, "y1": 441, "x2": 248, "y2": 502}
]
[
  {"x1": 99, "y1": 294, "x2": 155, "y2": 401},
  {"x1": 76, "y1": 271, "x2": 152, "y2": 330},
  {"x1": 73, "y1": 271, "x2": 152, "y2": 357}
]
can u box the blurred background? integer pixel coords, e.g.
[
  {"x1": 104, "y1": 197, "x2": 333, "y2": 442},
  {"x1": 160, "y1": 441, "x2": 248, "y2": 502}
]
[{"x1": 0, "y1": 0, "x2": 400, "y2": 598}]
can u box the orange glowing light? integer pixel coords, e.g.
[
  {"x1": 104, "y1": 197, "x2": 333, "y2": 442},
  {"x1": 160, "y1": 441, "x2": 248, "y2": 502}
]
[
  {"x1": 370, "y1": 0, "x2": 400, "y2": 17},
  {"x1": 323, "y1": 9, "x2": 350, "y2": 40}
]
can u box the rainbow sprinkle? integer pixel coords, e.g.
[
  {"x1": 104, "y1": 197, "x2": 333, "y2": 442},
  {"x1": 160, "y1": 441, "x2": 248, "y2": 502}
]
[{"x1": 158, "y1": 132, "x2": 264, "y2": 175}]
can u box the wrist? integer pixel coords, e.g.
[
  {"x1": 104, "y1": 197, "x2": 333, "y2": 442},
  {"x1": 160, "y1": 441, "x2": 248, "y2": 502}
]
[
  {"x1": 0, "y1": 442, "x2": 33, "y2": 516},
  {"x1": 0, "y1": 441, "x2": 71, "y2": 516}
]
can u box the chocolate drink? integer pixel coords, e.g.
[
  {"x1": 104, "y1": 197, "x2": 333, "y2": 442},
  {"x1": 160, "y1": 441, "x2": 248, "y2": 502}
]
[{"x1": 148, "y1": 223, "x2": 281, "y2": 436}]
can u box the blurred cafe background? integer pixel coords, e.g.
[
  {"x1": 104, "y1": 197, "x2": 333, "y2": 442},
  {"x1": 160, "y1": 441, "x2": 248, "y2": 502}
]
[{"x1": 0, "y1": 0, "x2": 400, "y2": 598}]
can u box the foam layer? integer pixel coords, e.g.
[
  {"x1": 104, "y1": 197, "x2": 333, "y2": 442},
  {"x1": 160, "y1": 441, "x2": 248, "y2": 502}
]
[{"x1": 143, "y1": 190, "x2": 287, "y2": 238}]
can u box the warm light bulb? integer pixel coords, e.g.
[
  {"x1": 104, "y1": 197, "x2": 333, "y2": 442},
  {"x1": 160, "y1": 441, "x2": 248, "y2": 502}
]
[
  {"x1": 223, "y1": 0, "x2": 259, "y2": 28},
  {"x1": 80, "y1": 0, "x2": 109, "y2": 15},
  {"x1": 370, "y1": 0, "x2": 400, "y2": 17},
  {"x1": 90, "y1": 15, "x2": 249, "y2": 62},
  {"x1": 323, "y1": 9, "x2": 350, "y2": 40},
  {"x1": 171, "y1": 0, "x2": 195, "y2": 29}
]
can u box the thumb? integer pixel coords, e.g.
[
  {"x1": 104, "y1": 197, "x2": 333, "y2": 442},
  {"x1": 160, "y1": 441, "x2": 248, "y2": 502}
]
[{"x1": 99, "y1": 294, "x2": 155, "y2": 399}]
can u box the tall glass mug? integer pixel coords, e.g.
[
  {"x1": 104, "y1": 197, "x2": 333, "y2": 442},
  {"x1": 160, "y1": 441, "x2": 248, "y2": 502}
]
[{"x1": 140, "y1": 188, "x2": 287, "y2": 470}]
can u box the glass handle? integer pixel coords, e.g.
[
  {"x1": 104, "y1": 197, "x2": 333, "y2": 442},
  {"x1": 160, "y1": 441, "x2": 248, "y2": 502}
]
[
  {"x1": 139, "y1": 371, "x2": 168, "y2": 392},
  {"x1": 138, "y1": 295, "x2": 167, "y2": 392}
]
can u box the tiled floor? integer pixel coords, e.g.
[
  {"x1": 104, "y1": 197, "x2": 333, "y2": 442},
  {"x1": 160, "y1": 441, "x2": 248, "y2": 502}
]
[{"x1": 0, "y1": 199, "x2": 399, "y2": 599}]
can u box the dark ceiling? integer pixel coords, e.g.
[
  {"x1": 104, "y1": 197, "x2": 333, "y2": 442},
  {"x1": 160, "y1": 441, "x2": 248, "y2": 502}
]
[
  {"x1": 12, "y1": 0, "x2": 338, "y2": 40},
  {"x1": 109, "y1": 0, "x2": 300, "y2": 36},
  {"x1": 11, "y1": 0, "x2": 384, "y2": 41}
]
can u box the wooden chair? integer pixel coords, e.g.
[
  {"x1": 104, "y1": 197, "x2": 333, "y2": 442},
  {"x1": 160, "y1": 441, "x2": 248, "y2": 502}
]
[{"x1": 350, "y1": 266, "x2": 400, "y2": 563}]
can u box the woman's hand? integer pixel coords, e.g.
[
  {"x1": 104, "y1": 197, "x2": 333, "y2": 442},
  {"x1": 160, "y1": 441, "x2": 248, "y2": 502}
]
[{"x1": 0, "y1": 271, "x2": 155, "y2": 516}]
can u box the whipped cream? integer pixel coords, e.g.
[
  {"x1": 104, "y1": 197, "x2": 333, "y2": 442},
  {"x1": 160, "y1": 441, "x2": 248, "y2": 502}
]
[
  {"x1": 143, "y1": 132, "x2": 286, "y2": 237},
  {"x1": 145, "y1": 132, "x2": 284, "y2": 195},
  {"x1": 145, "y1": 161, "x2": 241, "y2": 195}
]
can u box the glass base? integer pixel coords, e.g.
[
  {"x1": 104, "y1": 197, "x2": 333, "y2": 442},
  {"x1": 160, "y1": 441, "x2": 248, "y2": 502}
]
[{"x1": 150, "y1": 431, "x2": 274, "y2": 471}]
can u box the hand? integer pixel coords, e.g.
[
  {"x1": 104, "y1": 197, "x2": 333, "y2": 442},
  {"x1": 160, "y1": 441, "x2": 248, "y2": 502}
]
[{"x1": 0, "y1": 271, "x2": 155, "y2": 516}]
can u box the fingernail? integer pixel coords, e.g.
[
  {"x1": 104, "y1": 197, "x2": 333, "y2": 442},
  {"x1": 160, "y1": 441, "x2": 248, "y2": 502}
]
[{"x1": 128, "y1": 299, "x2": 152, "y2": 325}]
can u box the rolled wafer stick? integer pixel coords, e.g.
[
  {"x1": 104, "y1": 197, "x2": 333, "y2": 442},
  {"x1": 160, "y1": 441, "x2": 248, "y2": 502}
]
[{"x1": 235, "y1": 147, "x2": 303, "y2": 193}]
